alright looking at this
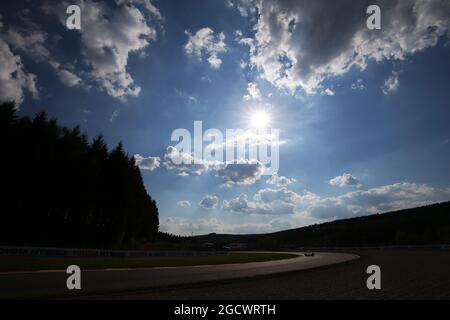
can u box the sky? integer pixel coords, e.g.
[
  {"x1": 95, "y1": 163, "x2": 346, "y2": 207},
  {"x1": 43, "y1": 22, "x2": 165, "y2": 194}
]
[{"x1": 1, "y1": 0, "x2": 450, "y2": 235}]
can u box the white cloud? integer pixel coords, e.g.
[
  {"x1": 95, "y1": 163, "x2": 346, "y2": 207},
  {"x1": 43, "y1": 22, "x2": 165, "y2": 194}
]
[
  {"x1": 382, "y1": 71, "x2": 400, "y2": 95},
  {"x1": 216, "y1": 160, "x2": 265, "y2": 185},
  {"x1": 223, "y1": 194, "x2": 258, "y2": 213},
  {"x1": 225, "y1": 0, "x2": 257, "y2": 17},
  {"x1": 254, "y1": 187, "x2": 300, "y2": 204},
  {"x1": 302, "y1": 182, "x2": 450, "y2": 219},
  {"x1": 329, "y1": 173, "x2": 361, "y2": 188},
  {"x1": 134, "y1": 154, "x2": 161, "y2": 171},
  {"x1": 199, "y1": 195, "x2": 219, "y2": 210},
  {"x1": 243, "y1": 82, "x2": 262, "y2": 101},
  {"x1": 232, "y1": 0, "x2": 450, "y2": 95},
  {"x1": 3, "y1": 25, "x2": 50, "y2": 61},
  {"x1": 163, "y1": 146, "x2": 220, "y2": 176},
  {"x1": 160, "y1": 216, "x2": 297, "y2": 235},
  {"x1": 57, "y1": 69, "x2": 82, "y2": 88},
  {"x1": 315, "y1": 182, "x2": 450, "y2": 219},
  {"x1": 223, "y1": 180, "x2": 450, "y2": 220},
  {"x1": 184, "y1": 27, "x2": 227, "y2": 69},
  {"x1": 162, "y1": 182, "x2": 450, "y2": 235},
  {"x1": 163, "y1": 142, "x2": 279, "y2": 185},
  {"x1": 43, "y1": 0, "x2": 162, "y2": 99},
  {"x1": 224, "y1": 191, "x2": 296, "y2": 215},
  {"x1": 47, "y1": 60, "x2": 85, "y2": 88},
  {"x1": 0, "y1": 36, "x2": 38, "y2": 106},
  {"x1": 125, "y1": 0, "x2": 164, "y2": 21},
  {"x1": 266, "y1": 174, "x2": 296, "y2": 188},
  {"x1": 1, "y1": 14, "x2": 87, "y2": 92},
  {"x1": 178, "y1": 172, "x2": 190, "y2": 177},
  {"x1": 207, "y1": 54, "x2": 223, "y2": 69},
  {"x1": 177, "y1": 200, "x2": 191, "y2": 207},
  {"x1": 351, "y1": 79, "x2": 366, "y2": 90},
  {"x1": 321, "y1": 88, "x2": 335, "y2": 96}
]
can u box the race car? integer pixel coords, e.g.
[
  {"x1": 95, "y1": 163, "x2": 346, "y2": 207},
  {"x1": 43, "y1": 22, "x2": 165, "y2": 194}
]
[{"x1": 304, "y1": 250, "x2": 315, "y2": 257}]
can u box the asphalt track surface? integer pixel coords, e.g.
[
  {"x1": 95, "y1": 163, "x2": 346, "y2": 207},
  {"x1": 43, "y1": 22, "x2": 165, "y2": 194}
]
[
  {"x1": 104, "y1": 250, "x2": 450, "y2": 300},
  {"x1": 0, "y1": 252, "x2": 358, "y2": 299}
]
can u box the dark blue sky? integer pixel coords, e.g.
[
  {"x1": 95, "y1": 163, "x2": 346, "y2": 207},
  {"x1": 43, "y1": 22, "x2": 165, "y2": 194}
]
[{"x1": 1, "y1": 0, "x2": 450, "y2": 235}]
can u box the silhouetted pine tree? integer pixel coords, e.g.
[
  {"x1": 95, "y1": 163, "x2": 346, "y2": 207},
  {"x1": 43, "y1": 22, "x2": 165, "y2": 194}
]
[{"x1": 0, "y1": 102, "x2": 159, "y2": 249}]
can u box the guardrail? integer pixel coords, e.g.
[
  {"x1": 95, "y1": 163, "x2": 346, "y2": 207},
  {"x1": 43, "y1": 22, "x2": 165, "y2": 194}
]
[
  {"x1": 0, "y1": 246, "x2": 228, "y2": 258},
  {"x1": 297, "y1": 244, "x2": 450, "y2": 251}
]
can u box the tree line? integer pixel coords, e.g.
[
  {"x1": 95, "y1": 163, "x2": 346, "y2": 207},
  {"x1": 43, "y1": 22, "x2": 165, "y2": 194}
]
[
  {"x1": 267, "y1": 201, "x2": 450, "y2": 248},
  {"x1": 191, "y1": 201, "x2": 450, "y2": 250},
  {"x1": 0, "y1": 102, "x2": 159, "y2": 249}
]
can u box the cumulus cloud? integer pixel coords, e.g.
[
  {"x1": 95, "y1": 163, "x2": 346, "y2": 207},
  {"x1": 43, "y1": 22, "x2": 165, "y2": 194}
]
[
  {"x1": 216, "y1": 160, "x2": 265, "y2": 185},
  {"x1": 280, "y1": 182, "x2": 450, "y2": 220},
  {"x1": 57, "y1": 69, "x2": 82, "y2": 88},
  {"x1": 1, "y1": 14, "x2": 86, "y2": 92},
  {"x1": 254, "y1": 187, "x2": 300, "y2": 204},
  {"x1": 336, "y1": 182, "x2": 450, "y2": 214},
  {"x1": 125, "y1": 0, "x2": 164, "y2": 21},
  {"x1": 224, "y1": 192, "x2": 295, "y2": 215},
  {"x1": 243, "y1": 82, "x2": 262, "y2": 101},
  {"x1": 43, "y1": 0, "x2": 162, "y2": 99},
  {"x1": 0, "y1": 37, "x2": 38, "y2": 106},
  {"x1": 184, "y1": 27, "x2": 227, "y2": 69},
  {"x1": 223, "y1": 181, "x2": 450, "y2": 220},
  {"x1": 232, "y1": 0, "x2": 450, "y2": 94},
  {"x1": 163, "y1": 183, "x2": 450, "y2": 234},
  {"x1": 134, "y1": 154, "x2": 161, "y2": 171},
  {"x1": 162, "y1": 144, "x2": 274, "y2": 185},
  {"x1": 321, "y1": 88, "x2": 335, "y2": 96},
  {"x1": 199, "y1": 195, "x2": 219, "y2": 209},
  {"x1": 177, "y1": 200, "x2": 191, "y2": 207},
  {"x1": 266, "y1": 174, "x2": 296, "y2": 188},
  {"x1": 163, "y1": 146, "x2": 219, "y2": 176},
  {"x1": 382, "y1": 71, "x2": 400, "y2": 95},
  {"x1": 329, "y1": 173, "x2": 361, "y2": 188},
  {"x1": 3, "y1": 24, "x2": 50, "y2": 61},
  {"x1": 223, "y1": 194, "x2": 257, "y2": 213},
  {"x1": 302, "y1": 182, "x2": 450, "y2": 219},
  {"x1": 160, "y1": 216, "x2": 296, "y2": 235}
]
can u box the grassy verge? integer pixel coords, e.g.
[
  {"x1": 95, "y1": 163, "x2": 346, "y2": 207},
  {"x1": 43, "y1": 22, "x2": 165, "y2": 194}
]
[{"x1": 0, "y1": 252, "x2": 297, "y2": 272}]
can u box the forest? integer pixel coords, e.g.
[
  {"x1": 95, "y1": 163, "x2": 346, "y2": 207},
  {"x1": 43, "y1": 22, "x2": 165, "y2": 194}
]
[{"x1": 0, "y1": 102, "x2": 159, "y2": 249}]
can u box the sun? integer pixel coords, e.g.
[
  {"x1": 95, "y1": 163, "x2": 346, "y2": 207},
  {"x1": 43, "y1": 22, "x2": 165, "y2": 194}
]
[{"x1": 250, "y1": 110, "x2": 271, "y2": 128}]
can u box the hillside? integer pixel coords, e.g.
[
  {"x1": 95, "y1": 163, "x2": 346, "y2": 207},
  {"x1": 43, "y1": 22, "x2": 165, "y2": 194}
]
[{"x1": 190, "y1": 201, "x2": 450, "y2": 250}]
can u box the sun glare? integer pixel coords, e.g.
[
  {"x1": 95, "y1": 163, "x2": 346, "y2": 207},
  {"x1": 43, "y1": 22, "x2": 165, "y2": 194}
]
[{"x1": 250, "y1": 111, "x2": 271, "y2": 128}]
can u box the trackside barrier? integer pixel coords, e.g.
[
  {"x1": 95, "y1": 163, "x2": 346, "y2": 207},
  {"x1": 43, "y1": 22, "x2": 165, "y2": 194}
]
[
  {"x1": 298, "y1": 244, "x2": 450, "y2": 251},
  {"x1": 0, "y1": 246, "x2": 228, "y2": 258}
]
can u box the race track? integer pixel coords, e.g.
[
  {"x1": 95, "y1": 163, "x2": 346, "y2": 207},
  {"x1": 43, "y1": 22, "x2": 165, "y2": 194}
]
[{"x1": 0, "y1": 252, "x2": 358, "y2": 299}]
